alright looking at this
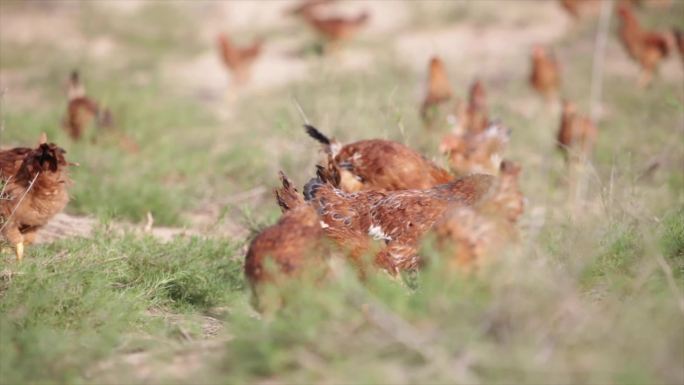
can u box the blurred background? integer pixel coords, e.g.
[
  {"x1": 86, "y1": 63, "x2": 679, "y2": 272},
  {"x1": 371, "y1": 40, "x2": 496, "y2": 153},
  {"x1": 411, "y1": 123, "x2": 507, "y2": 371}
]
[{"x1": 0, "y1": 0, "x2": 683, "y2": 384}]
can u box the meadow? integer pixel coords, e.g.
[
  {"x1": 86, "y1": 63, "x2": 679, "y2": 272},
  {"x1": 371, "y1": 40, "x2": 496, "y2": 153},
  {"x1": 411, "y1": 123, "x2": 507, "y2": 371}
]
[{"x1": 0, "y1": 1, "x2": 683, "y2": 384}]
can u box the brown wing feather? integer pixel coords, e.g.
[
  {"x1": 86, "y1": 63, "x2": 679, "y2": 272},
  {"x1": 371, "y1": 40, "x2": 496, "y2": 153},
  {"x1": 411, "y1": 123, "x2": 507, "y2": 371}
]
[{"x1": 335, "y1": 140, "x2": 452, "y2": 191}]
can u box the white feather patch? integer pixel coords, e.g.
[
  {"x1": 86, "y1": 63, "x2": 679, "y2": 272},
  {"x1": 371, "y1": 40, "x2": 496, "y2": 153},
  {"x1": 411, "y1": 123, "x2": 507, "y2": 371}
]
[
  {"x1": 368, "y1": 224, "x2": 392, "y2": 241},
  {"x1": 330, "y1": 142, "x2": 342, "y2": 158}
]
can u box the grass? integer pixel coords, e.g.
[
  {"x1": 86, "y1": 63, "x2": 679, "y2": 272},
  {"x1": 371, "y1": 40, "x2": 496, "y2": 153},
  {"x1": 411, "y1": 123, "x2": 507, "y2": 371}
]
[
  {"x1": 1, "y1": 0, "x2": 683, "y2": 384},
  {"x1": 0, "y1": 231, "x2": 243, "y2": 384}
]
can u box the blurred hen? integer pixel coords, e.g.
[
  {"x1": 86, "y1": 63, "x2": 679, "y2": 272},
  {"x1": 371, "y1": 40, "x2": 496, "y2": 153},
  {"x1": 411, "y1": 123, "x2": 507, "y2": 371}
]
[
  {"x1": 558, "y1": 101, "x2": 598, "y2": 163},
  {"x1": 616, "y1": 2, "x2": 671, "y2": 87},
  {"x1": 63, "y1": 71, "x2": 112, "y2": 141},
  {"x1": 530, "y1": 45, "x2": 561, "y2": 101},
  {"x1": 300, "y1": 6, "x2": 369, "y2": 50},
  {"x1": 431, "y1": 160, "x2": 524, "y2": 271},
  {"x1": 440, "y1": 122, "x2": 510, "y2": 176},
  {"x1": 217, "y1": 33, "x2": 263, "y2": 85},
  {"x1": 420, "y1": 56, "x2": 454, "y2": 129}
]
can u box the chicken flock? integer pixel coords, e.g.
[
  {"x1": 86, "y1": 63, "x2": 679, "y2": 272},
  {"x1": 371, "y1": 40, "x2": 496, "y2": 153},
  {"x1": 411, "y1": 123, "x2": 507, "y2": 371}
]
[{"x1": 1, "y1": 0, "x2": 682, "y2": 309}]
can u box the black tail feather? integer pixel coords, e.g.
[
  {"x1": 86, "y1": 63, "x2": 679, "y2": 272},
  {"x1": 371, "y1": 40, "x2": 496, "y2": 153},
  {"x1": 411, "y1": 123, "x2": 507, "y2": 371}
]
[
  {"x1": 304, "y1": 124, "x2": 331, "y2": 146},
  {"x1": 275, "y1": 171, "x2": 304, "y2": 211}
]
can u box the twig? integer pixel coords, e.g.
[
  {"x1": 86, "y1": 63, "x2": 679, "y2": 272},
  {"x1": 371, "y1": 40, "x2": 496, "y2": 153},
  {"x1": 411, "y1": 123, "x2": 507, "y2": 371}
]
[
  {"x1": 144, "y1": 211, "x2": 154, "y2": 233},
  {"x1": 572, "y1": 0, "x2": 612, "y2": 212},
  {"x1": 292, "y1": 96, "x2": 310, "y2": 125},
  {"x1": 0, "y1": 172, "x2": 40, "y2": 233}
]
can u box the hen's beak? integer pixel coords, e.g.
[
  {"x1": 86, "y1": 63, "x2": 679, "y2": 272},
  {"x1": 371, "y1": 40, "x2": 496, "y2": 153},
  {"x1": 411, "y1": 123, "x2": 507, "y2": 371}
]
[{"x1": 68, "y1": 162, "x2": 80, "y2": 167}]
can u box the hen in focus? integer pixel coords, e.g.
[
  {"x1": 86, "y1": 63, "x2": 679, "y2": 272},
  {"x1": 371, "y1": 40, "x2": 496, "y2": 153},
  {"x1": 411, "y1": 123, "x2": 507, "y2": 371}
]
[
  {"x1": 305, "y1": 124, "x2": 453, "y2": 192},
  {"x1": 1, "y1": 134, "x2": 72, "y2": 261},
  {"x1": 304, "y1": 165, "x2": 494, "y2": 275}
]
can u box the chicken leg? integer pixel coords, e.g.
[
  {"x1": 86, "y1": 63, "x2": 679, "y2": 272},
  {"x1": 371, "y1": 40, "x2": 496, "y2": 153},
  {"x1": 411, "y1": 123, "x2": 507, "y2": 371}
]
[{"x1": 15, "y1": 241, "x2": 24, "y2": 262}]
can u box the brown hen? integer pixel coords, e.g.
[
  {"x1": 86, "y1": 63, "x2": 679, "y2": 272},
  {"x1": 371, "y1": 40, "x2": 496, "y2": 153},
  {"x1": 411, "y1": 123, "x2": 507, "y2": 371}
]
[
  {"x1": 558, "y1": 101, "x2": 598, "y2": 163},
  {"x1": 431, "y1": 160, "x2": 523, "y2": 271},
  {"x1": 217, "y1": 33, "x2": 263, "y2": 85},
  {"x1": 63, "y1": 71, "x2": 112, "y2": 141},
  {"x1": 530, "y1": 45, "x2": 561, "y2": 101},
  {"x1": 440, "y1": 122, "x2": 510, "y2": 176},
  {"x1": 420, "y1": 56, "x2": 454, "y2": 129},
  {"x1": 244, "y1": 172, "x2": 329, "y2": 307},
  {"x1": 0, "y1": 134, "x2": 72, "y2": 261},
  {"x1": 444, "y1": 79, "x2": 491, "y2": 136},
  {"x1": 302, "y1": 10, "x2": 369, "y2": 48},
  {"x1": 305, "y1": 124, "x2": 453, "y2": 192},
  {"x1": 617, "y1": 2, "x2": 670, "y2": 87},
  {"x1": 488, "y1": 160, "x2": 525, "y2": 223},
  {"x1": 432, "y1": 203, "x2": 517, "y2": 272},
  {"x1": 464, "y1": 79, "x2": 490, "y2": 135},
  {"x1": 304, "y1": 166, "x2": 494, "y2": 275}
]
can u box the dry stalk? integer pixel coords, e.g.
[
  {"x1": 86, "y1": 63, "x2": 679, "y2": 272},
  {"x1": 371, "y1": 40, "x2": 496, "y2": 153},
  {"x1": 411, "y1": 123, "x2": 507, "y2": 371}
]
[
  {"x1": 589, "y1": 0, "x2": 613, "y2": 123},
  {"x1": 0, "y1": 172, "x2": 41, "y2": 234},
  {"x1": 654, "y1": 253, "x2": 684, "y2": 316},
  {"x1": 570, "y1": 0, "x2": 613, "y2": 214}
]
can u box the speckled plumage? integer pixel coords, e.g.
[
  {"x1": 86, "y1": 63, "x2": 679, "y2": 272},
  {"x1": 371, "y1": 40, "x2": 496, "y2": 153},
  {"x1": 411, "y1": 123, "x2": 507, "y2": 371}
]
[
  {"x1": 305, "y1": 167, "x2": 495, "y2": 275},
  {"x1": 1, "y1": 137, "x2": 72, "y2": 260}
]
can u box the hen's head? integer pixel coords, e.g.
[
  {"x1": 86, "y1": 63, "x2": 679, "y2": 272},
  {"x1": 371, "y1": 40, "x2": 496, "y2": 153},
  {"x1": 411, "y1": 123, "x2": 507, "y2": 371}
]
[
  {"x1": 428, "y1": 56, "x2": 445, "y2": 72},
  {"x1": 67, "y1": 70, "x2": 86, "y2": 100},
  {"x1": 616, "y1": 1, "x2": 634, "y2": 19},
  {"x1": 69, "y1": 70, "x2": 80, "y2": 86},
  {"x1": 499, "y1": 160, "x2": 521, "y2": 177},
  {"x1": 17, "y1": 135, "x2": 69, "y2": 181},
  {"x1": 562, "y1": 100, "x2": 577, "y2": 115},
  {"x1": 303, "y1": 162, "x2": 341, "y2": 201}
]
